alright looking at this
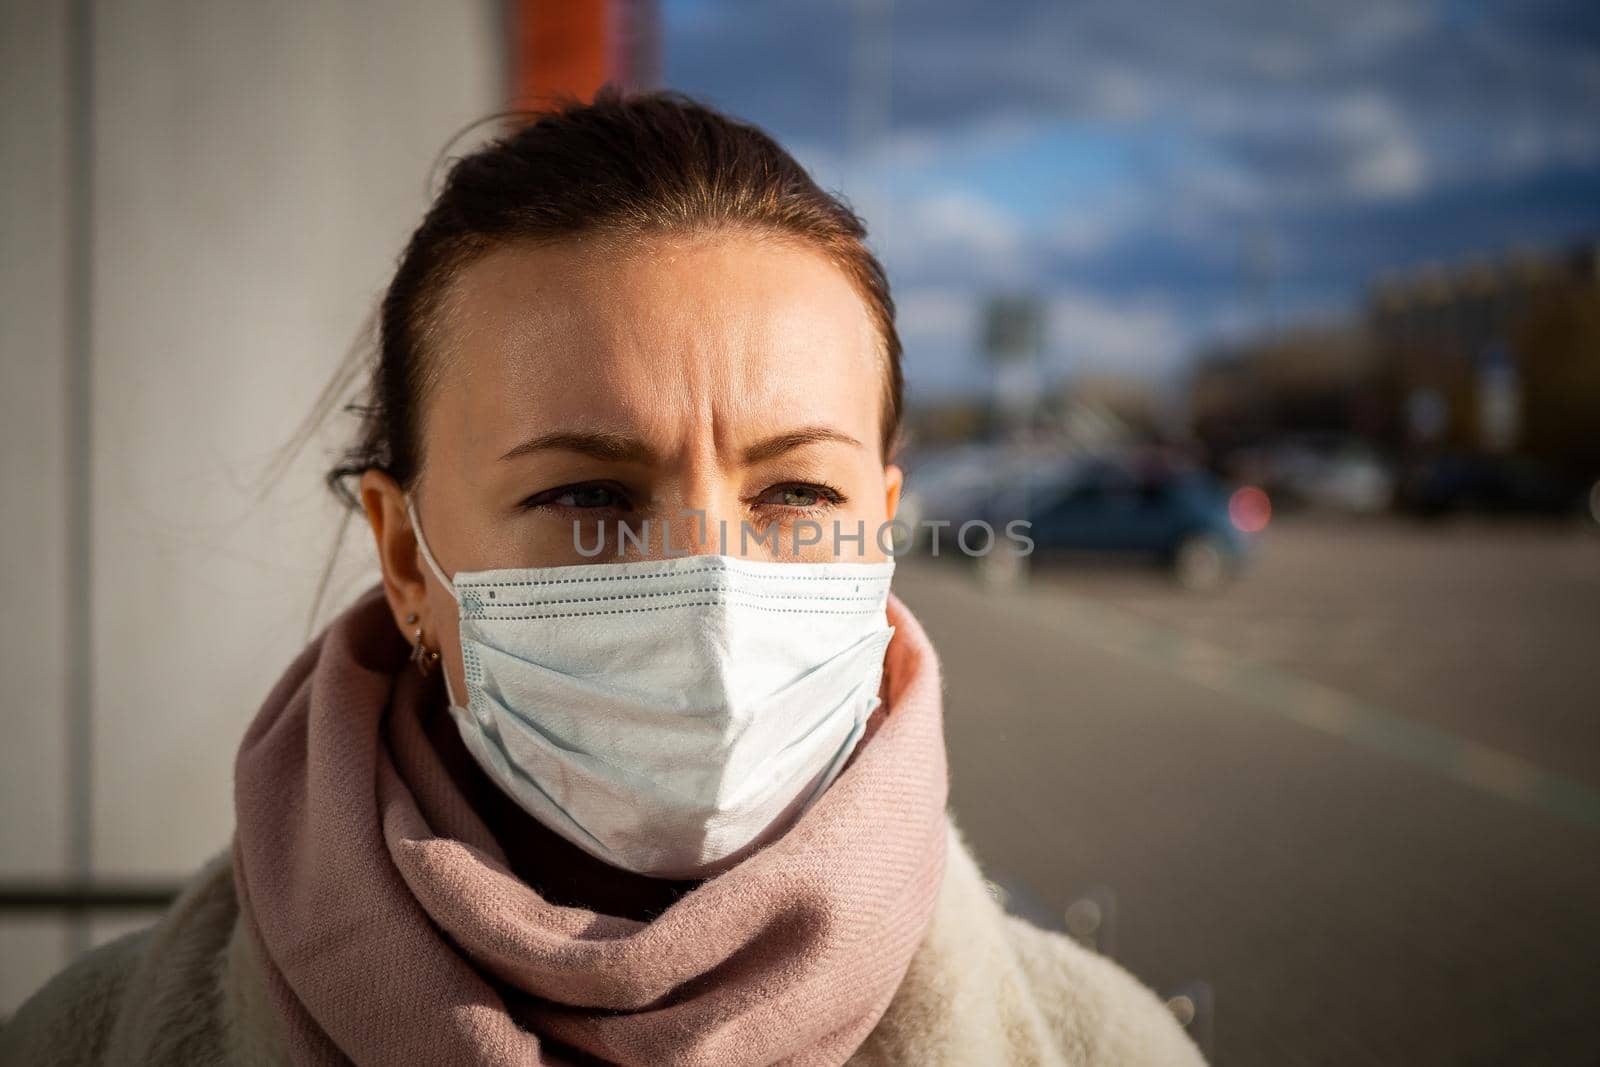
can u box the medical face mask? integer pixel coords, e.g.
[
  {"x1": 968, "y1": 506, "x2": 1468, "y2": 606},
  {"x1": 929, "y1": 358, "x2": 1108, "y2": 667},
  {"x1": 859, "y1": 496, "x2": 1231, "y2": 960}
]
[{"x1": 405, "y1": 497, "x2": 897, "y2": 880}]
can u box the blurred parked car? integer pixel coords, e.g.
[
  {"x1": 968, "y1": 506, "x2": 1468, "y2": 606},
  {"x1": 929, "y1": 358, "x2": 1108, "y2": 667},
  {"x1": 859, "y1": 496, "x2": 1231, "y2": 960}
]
[
  {"x1": 1397, "y1": 453, "x2": 1591, "y2": 518},
  {"x1": 966, "y1": 454, "x2": 1261, "y2": 590},
  {"x1": 899, "y1": 444, "x2": 1079, "y2": 551},
  {"x1": 1226, "y1": 435, "x2": 1395, "y2": 515}
]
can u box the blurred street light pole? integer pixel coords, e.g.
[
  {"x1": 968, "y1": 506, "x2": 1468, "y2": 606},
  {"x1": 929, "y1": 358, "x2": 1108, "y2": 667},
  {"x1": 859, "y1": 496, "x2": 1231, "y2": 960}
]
[{"x1": 983, "y1": 294, "x2": 1047, "y2": 522}]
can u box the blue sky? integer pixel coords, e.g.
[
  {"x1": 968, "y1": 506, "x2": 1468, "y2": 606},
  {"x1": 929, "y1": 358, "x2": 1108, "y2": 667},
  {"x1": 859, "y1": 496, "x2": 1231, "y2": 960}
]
[{"x1": 661, "y1": 0, "x2": 1600, "y2": 398}]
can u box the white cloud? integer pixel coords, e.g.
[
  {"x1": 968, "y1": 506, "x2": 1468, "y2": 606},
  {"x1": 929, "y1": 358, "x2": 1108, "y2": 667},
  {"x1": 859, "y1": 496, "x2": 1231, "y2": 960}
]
[
  {"x1": 895, "y1": 287, "x2": 1191, "y2": 392},
  {"x1": 1080, "y1": 68, "x2": 1152, "y2": 121},
  {"x1": 1046, "y1": 291, "x2": 1187, "y2": 379},
  {"x1": 897, "y1": 286, "x2": 980, "y2": 344},
  {"x1": 1331, "y1": 92, "x2": 1427, "y2": 200},
  {"x1": 1245, "y1": 37, "x2": 1315, "y2": 80},
  {"x1": 889, "y1": 189, "x2": 1026, "y2": 279}
]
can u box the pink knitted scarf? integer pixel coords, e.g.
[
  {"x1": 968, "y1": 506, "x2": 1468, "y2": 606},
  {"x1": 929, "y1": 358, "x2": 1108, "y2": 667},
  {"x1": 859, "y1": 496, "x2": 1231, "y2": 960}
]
[{"x1": 232, "y1": 582, "x2": 949, "y2": 1066}]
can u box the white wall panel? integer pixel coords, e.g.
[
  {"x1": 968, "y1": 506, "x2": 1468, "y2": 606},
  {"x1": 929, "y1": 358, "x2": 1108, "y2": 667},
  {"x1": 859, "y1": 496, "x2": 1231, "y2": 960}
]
[
  {"x1": 1, "y1": 0, "x2": 502, "y2": 1014},
  {"x1": 1, "y1": 0, "x2": 73, "y2": 882}
]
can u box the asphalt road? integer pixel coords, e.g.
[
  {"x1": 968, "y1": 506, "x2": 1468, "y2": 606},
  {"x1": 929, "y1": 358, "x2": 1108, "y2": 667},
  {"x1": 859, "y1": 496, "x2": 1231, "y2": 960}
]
[{"x1": 892, "y1": 516, "x2": 1600, "y2": 1067}]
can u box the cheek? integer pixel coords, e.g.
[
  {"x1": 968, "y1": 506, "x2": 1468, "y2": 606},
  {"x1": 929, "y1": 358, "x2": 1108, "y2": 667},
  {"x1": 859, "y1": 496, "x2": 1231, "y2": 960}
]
[
  {"x1": 427, "y1": 585, "x2": 468, "y2": 706},
  {"x1": 845, "y1": 468, "x2": 891, "y2": 524},
  {"x1": 826, "y1": 465, "x2": 894, "y2": 561}
]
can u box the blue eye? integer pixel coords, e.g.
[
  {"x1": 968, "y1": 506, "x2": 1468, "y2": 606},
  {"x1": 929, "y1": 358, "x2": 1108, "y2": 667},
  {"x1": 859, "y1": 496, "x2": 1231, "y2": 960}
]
[
  {"x1": 756, "y1": 482, "x2": 846, "y2": 509},
  {"x1": 780, "y1": 486, "x2": 821, "y2": 507}
]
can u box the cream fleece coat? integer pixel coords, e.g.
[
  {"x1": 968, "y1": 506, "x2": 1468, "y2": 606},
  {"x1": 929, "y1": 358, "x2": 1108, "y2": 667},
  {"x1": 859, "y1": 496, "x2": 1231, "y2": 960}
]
[{"x1": 0, "y1": 819, "x2": 1204, "y2": 1066}]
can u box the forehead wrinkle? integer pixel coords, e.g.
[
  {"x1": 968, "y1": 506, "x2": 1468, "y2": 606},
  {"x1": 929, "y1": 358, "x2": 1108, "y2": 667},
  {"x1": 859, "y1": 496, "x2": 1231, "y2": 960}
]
[{"x1": 425, "y1": 233, "x2": 887, "y2": 477}]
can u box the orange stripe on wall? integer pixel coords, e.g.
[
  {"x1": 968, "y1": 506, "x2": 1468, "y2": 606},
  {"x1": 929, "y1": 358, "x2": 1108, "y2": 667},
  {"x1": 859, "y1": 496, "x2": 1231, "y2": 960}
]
[{"x1": 510, "y1": 0, "x2": 611, "y2": 110}]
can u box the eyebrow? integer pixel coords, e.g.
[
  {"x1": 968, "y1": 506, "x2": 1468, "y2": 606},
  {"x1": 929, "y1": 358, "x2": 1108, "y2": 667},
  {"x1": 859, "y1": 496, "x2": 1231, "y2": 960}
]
[
  {"x1": 739, "y1": 425, "x2": 864, "y2": 464},
  {"x1": 499, "y1": 430, "x2": 660, "y2": 464},
  {"x1": 497, "y1": 425, "x2": 863, "y2": 465}
]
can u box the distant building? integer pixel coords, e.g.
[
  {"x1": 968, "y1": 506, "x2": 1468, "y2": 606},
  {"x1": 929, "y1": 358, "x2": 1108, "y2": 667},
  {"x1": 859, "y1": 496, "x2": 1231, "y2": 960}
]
[
  {"x1": 1369, "y1": 238, "x2": 1600, "y2": 477},
  {"x1": 1187, "y1": 322, "x2": 1389, "y2": 458},
  {"x1": 1187, "y1": 238, "x2": 1600, "y2": 485}
]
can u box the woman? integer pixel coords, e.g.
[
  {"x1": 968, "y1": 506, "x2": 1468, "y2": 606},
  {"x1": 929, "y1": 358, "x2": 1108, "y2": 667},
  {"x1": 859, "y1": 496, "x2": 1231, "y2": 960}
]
[{"x1": 2, "y1": 91, "x2": 1204, "y2": 1066}]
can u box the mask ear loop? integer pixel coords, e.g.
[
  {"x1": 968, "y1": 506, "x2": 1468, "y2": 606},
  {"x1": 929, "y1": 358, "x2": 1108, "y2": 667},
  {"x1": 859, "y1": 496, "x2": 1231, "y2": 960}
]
[
  {"x1": 405, "y1": 493, "x2": 466, "y2": 709},
  {"x1": 405, "y1": 493, "x2": 460, "y2": 602}
]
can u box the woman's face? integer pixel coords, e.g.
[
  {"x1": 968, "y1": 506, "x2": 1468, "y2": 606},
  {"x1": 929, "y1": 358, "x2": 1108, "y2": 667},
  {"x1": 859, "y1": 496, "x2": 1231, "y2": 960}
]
[{"x1": 360, "y1": 231, "x2": 903, "y2": 702}]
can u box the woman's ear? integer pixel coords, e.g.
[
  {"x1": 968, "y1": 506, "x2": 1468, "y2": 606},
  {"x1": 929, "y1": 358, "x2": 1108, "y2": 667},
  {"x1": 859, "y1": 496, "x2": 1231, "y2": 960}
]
[
  {"x1": 883, "y1": 463, "x2": 904, "y2": 522},
  {"x1": 358, "y1": 468, "x2": 430, "y2": 630}
]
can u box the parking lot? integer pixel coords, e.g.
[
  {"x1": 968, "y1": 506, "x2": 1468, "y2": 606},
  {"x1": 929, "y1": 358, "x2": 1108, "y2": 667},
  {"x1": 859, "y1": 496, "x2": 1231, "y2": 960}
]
[{"x1": 894, "y1": 515, "x2": 1600, "y2": 1065}]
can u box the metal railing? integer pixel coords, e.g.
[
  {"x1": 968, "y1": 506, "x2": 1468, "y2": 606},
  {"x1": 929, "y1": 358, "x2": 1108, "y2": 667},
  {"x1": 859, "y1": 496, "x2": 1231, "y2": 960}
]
[{"x1": 0, "y1": 881, "x2": 183, "y2": 914}]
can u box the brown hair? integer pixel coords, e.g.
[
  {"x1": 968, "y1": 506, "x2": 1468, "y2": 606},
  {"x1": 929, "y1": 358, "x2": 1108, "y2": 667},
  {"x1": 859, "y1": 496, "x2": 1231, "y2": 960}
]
[{"x1": 323, "y1": 87, "x2": 904, "y2": 511}]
